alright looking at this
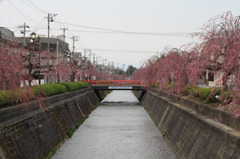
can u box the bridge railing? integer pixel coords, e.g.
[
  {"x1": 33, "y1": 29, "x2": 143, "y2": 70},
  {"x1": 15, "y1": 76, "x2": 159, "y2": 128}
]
[{"x1": 84, "y1": 80, "x2": 144, "y2": 86}]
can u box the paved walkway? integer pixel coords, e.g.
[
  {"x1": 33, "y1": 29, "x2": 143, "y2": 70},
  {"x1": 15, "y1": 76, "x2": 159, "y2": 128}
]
[{"x1": 52, "y1": 90, "x2": 176, "y2": 159}]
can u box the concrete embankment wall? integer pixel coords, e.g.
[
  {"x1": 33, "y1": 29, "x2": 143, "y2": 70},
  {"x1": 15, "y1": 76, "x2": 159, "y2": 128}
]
[
  {"x1": 0, "y1": 88, "x2": 109, "y2": 159},
  {"x1": 134, "y1": 90, "x2": 240, "y2": 159}
]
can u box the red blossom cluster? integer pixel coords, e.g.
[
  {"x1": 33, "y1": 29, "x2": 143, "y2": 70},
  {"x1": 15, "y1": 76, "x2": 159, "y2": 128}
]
[
  {"x1": 132, "y1": 45, "x2": 202, "y2": 94},
  {"x1": 0, "y1": 41, "x2": 44, "y2": 105},
  {"x1": 0, "y1": 40, "x2": 126, "y2": 106},
  {"x1": 131, "y1": 11, "x2": 240, "y2": 116},
  {"x1": 0, "y1": 41, "x2": 127, "y2": 86}
]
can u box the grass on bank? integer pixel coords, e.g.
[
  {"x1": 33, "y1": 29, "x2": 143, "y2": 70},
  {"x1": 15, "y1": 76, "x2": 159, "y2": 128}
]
[
  {"x1": 182, "y1": 86, "x2": 222, "y2": 104},
  {"x1": 0, "y1": 81, "x2": 89, "y2": 107},
  {"x1": 152, "y1": 83, "x2": 231, "y2": 105}
]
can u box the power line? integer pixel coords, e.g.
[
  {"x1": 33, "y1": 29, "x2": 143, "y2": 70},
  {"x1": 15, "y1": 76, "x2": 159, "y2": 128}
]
[
  {"x1": 20, "y1": 0, "x2": 47, "y2": 14},
  {"x1": 54, "y1": 17, "x2": 65, "y2": 29},
  {"x1": 32, "y1": 27, "x2": 197, "y2": 36},
  {"x1": 33, "y1": 18, "x2": 46, "y2": 32},
  {"x1": 1, "y1": 1, "x2": 14, "y2": 27},
  {"x1": 25, "y1": 0, "x2": 48, "y2": 14},
  {"x1": 78, "y1": 48, "x2": 158, "y2": 54},
  {"x1": 65, "y1": 30, "x2": 191, "y2": 36},
  {"x1": 7, "y1": 0, "x2": 38, "y2": 24},
  {"x1": 54, "y1": 21, "x2": 128, "y2": 33},
  {"x1": 20, "y1": 0, "x2": 43, "y2": 14},
  {"x1": 55, "y1": 16, "x2": 75, "y2": 37},
  {"x1": 54, "y1": 20, "x2": 199, "y2": 36}
]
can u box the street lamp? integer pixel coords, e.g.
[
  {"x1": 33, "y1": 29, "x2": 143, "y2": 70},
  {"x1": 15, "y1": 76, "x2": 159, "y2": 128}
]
[
  {"x1": 65, "y1": 50, "x2": 71, "y2": 63},
  {"x1": 30, "y1": 32, "x2": 36, "y2": 44},
  {"x1": 30, "y1": 32, "x2": 41, "y2": 85}
]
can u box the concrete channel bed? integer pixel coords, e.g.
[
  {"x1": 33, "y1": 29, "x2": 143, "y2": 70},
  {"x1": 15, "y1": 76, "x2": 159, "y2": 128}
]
[
  {"x1": 52, "y1": 90, "x2": 176, "y2": 159},
  {"x1": 1, "y1": 88, "x2": 239, "y2": 158}
]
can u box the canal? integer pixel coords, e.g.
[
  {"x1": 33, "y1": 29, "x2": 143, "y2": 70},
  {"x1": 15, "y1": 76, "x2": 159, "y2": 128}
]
[{"x1": 52, "y1": 90, "x2": 177, "y2": 159}]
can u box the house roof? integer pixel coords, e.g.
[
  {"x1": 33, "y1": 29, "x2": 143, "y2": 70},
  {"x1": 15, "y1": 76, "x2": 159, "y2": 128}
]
[
  {"x1": 16, "y1": 37, "x2": 69, "y2": 47},
  {"x1": 0, "y1": 27, "x2": 15, "y2": 41}
]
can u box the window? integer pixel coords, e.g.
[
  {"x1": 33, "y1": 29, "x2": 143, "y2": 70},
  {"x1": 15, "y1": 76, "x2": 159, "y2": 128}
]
[{"x1": 208, "y1": 72, "x2": 214, "y2": 81}]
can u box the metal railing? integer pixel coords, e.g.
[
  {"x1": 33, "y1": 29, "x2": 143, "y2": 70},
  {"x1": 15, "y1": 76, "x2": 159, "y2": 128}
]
[{"x1": 84, "y1": 80, "x2": 144, "y2": 86}]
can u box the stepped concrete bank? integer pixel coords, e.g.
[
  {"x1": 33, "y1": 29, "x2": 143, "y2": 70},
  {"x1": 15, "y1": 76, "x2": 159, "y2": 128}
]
[
  {"x1": 0, "y1": 88, "x2": 109, "y2": 159},
  {"x1": 134, "y1": 90, "x2": 240, "y2": 159}
]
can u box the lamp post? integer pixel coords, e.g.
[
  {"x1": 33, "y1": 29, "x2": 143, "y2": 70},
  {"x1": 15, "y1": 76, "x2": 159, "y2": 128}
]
[
  {"x1": 30, "y1": 32, "x2": 41, "y2": 85},
  {"x1": 30, "y1": 32, "x2": 36, "y2": 43}
]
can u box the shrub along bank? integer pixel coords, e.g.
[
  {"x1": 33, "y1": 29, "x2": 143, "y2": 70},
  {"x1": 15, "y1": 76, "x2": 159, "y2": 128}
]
[
  {"x1": 59, "y1": 82, "x2": 89, "y2": 92},
  {"x1": 153, "y1": 83, "x2": 230, "y2": 105},
  {"x1": 182, "y1": 85, "x2": 222, "y2": 103},
  {"x1": 151, "y1": 82, "x2": 240, "y2": 118},
  {"x1": 0, "y1": 82, "x2": 89, "y2": 107}
]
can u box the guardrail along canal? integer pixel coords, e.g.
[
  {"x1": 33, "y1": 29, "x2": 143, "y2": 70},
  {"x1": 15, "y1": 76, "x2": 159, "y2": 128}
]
[{"x1": 52, "y1": 90, "x2": 176, "y2": 159}]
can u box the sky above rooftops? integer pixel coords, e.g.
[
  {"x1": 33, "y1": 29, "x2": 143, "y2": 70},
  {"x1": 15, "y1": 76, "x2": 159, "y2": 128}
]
[{"x1": 1, "y1": 0, "x2": 240, "y2": 69}]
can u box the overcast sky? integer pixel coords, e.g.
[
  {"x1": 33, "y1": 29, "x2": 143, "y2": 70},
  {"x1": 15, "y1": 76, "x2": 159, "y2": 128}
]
[{"x1": 1, "y1": 0, "x2": 240, "y2": 69}]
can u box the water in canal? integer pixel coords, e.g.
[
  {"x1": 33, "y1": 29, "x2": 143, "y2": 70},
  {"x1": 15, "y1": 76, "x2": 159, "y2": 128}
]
[{"x1": 52, "y1": 90, "x2": 177, "y2": 159}]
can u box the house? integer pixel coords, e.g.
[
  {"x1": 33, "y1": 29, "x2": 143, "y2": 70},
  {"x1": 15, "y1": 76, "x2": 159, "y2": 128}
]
[
  {"x1": 72, "y1": 52, "x2": 82, "y2": 65},
  {"x1": 0, "y1": 27, "x2": 16, "y2": 46},
  {"x1": 199, "y1": 42, "x2": 237, "y2": 88},
  {"x1": 16, "y1": 36, "x2": 69, "y2": 59},
  {"x1": 16, "y1": 35, "x2": 70, "y2": 84}
]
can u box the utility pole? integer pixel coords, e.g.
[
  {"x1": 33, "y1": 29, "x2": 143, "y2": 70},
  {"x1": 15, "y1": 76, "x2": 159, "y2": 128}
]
[
  {"x1": 102, "y1": 59, "x2": 106, "y2": 65},
  {"x1": 117, "y1": 63, "x2": 119, "y2": 75},
  {"x1": 47, "y1": 13, "x2": 57, "y2": 56},
  {"x1": 92, "y1": 53, "x2": 96, "y2": 65},
  {"x1": 84, "y1": 50, "x2": 87, "y2": 62},
  {"x1": 94, "y1": 55, "x2": 97, "y2": 65},
  {"x1": 102, "y1": 59, "x2": 107, "y2": 73},
  {"x1": 70, "y1": 36, "x2": 79, "y2": 61},
  {"x1": 46, "y1": 13, "x2": 57, "y2": 83},
  {"x1": 112, "y1": 61, "x2": 114, "y2": 74},
  {"x1": 96, "y1": 56, "x2": 100, "y2": 65},
  {"x1": 89, "y1": 51, "x2": 91, "y2": 64},
  {"x1": 61, "y1": 27, "x2": 68, "y2": 42},
  {"x1": 84, "y1": 50, "x2": 86, "y2": 57},
  {"x1": 19, "y1": 22, "x2": 29, "y2": 47}
]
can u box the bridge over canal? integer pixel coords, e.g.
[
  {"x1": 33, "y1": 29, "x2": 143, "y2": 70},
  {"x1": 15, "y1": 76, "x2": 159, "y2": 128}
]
[
  {"x1": 88, "y1": 80, "x2": 145, "y2": 90},
  {"x1": 52, "y1": 90, "x2": 177, "y2": 159}
]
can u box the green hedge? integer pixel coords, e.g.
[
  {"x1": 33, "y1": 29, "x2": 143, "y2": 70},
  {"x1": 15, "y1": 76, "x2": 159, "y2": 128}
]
[
  {"x1": 59, "y1": 82, "x2": 88, "y2": 92},
  {"x1": 198, "y1": 87, "x2": 212, "y2": 99},
  {"x1": 0, "y1": 82, "x2": 89, "y2": 106},
  {"x1": 37, "y1": 84, "x2": 68, "y2": 96},
  {"x1": 0, "y1": 90, "x2": 11, "y2": 105},
  {"x1": 78, "y1": 81, "x2": 89, "y2": 88},
  {"x1": 190, "y1": 86, "x2": 201, "y2": 97},
  {"x1": 0, "y1": 89, "x2": 33, "y2": 106},
  {"x1": 182, "y1": 85, "x2": 193, "y2": 95},
  {"x1": 183, "y1": 85, "x2": 222, "y2": 103},
  {"x1": 198, "y1": 87, "x2": 221, "y2": 103}
]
